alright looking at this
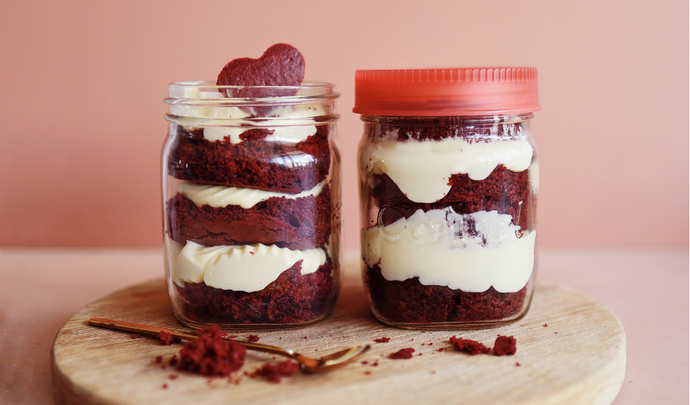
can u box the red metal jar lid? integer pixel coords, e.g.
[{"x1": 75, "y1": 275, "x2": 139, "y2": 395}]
[{"x1": 353, "y1": 67, "x2": 540, "y2": 116}]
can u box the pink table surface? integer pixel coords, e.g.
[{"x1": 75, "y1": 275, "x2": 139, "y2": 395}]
[{"x1": 0, "y1": 248, "x2": 687, "y2": 404}]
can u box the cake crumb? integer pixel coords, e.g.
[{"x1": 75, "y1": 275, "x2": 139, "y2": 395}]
[
  {"x1": 159, "y1": 331, "x2": 176, "y2": 345},
  {"x1": 247, "y1": 335, "x2": 260, "y2": 343},
  {"x1": 250, "y1": 360, "x2": 298, "y2": 383},
  {"x1": 493, "y1": 335, "x2": 517, "y2": 356},
  {"x1": 390, "y1": 348, "x2": 415, "y2": 359},
  {"x1": 449, "y1": 336, "x2": 490, "y2": 355},
  {"x1": 177, "y1": 326, "x2": 246, "y2": 377},
  {"x1": 374, "y1": 337, "x2": 390, "y2": 343}
]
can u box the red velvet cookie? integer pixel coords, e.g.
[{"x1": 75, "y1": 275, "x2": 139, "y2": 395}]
[{"x1": 217, "y1": 43, "x2": 305, "y2": 97}]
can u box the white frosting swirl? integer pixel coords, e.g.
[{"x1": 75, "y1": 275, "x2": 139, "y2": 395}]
[
  {"x1": 178, "y1": 181, "x2": 325, "y2": 209},
  {"x1": 362, "y1": 208, "x2": 535, "y2": 293},
  {"x1": 170, "y1": 88, "x2": 325, "y2": 144},
  {"x1": 360, "y1": 135, "x2": 534, "y2": 203},
  {"x1": 170, "y1": 240, "x2": 327, "y2": 292}
]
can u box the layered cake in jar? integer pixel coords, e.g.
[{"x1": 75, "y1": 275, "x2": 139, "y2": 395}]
[
  {"x1": 354, "y1": 68, "x2": 540, "y2": 329},
  {"x1": 162, "y1": 45, "x2": 341, "y2": 328}
]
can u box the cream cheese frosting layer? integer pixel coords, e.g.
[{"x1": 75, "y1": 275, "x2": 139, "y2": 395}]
[
  {"x1": 178, "y1": 181, "x2": 325, "y2": 209},
  {"x1": 360, "y1": 135, "x2": 533, "y2": 203},
  {"x1": 170, "y1": 88, "x2": 326, "y2": 144},
  {"x1": 362, "y1": 208, "x2": 535, "y2": 293},
  {"x1": 202, "y1": 122, "x2": 317, "y2": 144},
  {"x1": 171, "y1": 240, "x2": 327, "y2": 292}
]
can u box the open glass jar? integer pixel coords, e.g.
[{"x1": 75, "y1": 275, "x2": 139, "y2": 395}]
[
  {"x1": 355, "y1": 68, "x2": 540, "y2": 329},
  {"x1": 163, "y1": 81, "x2": 341, "y2": 329}
]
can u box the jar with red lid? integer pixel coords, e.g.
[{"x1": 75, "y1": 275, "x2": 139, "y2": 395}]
[{"x1": 354, "y1": 68, "x2": 540, "y2": 329}]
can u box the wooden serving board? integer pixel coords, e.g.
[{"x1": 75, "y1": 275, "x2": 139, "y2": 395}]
[{"x1": 52, "y1": 265, "x2": 626, "y2": 405}]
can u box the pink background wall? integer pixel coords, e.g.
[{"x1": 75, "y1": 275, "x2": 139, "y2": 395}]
[{"x1": 1, "y1": 0, "x2": 687, "y2": 249}]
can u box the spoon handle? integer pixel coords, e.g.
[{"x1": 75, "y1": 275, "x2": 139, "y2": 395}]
[{"x1": 88, "y1": 318, "x2": 296, "y2": 359}]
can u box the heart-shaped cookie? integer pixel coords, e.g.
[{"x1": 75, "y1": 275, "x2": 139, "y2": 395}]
[{"x1": 217, "y1": 43, "x2": 305, "y2": 98}]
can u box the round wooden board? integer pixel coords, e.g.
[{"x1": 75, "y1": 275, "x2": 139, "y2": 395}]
[{"x1": 52, "y1": 273, "x2": 626, "y2": 405}]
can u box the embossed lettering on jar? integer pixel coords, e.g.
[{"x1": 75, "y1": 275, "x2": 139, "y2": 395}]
[{"x1": 354, "y1": 68, "x2": 540, "y2": 329}]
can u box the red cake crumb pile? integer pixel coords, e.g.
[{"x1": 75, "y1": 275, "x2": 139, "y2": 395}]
[
  {"x1": 250, "y1": 360, "x2": 299, "y2": 383},
  {"x1": 449, "y1": 336, "x2": 490, "y2": 355},
  {"x1": 159, "y1": 331, "x2": 176, "y2": 346},
  {"x1": 169, "y1": 355, "x2": 179, "y2": 366},
  {"x1": 247, "y1": 335, "x2": 260, "y2": 343},
  {"x1": 493, "y1": 335, "x2": 517, "y2": 356},
  {"x1": 177, "y1": 326, "x2": 246, "y2": 377},
  {"x1": 131, "y1": 333, "x2": 141, "y2": 339},
  {"x1": 389, "y1": 348, "x2": 415, "y2": 359},
  {"x1": 373, "y1": 337, "x2": 390, "y2": 343}
]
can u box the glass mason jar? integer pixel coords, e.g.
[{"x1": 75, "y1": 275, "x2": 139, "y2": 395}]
[
  {"x1": 354, "y1": 68, "x2": 540, "y2": 329},
  {"x1": 162, "y1": 81, "x2": 341, "y2": 329}
]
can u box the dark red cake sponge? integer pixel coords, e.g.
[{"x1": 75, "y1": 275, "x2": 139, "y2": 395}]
[
  {"x1": 217, "y1": 43, "x2": 305, "y2": 97},
  {"x1": 449, "y1": 336, "x2": 490, "y2": 355},
  {"x1": 493, "y1": 335, "x2": 517, "y2": 356},
  {"x1": 177, "y1": 325, "x2": 246, "y2": 377}
]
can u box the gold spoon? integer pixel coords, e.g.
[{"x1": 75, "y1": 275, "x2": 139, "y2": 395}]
[{"x1": 89, "y1": 318, "x2": 370, "y2": 373}]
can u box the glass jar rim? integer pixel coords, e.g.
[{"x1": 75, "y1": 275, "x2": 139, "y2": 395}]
[{"x1": 166, "y1": 80, "x2": 339, "y2": 106}]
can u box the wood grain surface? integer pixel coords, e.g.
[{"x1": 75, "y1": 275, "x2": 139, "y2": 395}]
[{"x1": 51, "y1": 268, "x2": 626, "y2": 405}]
